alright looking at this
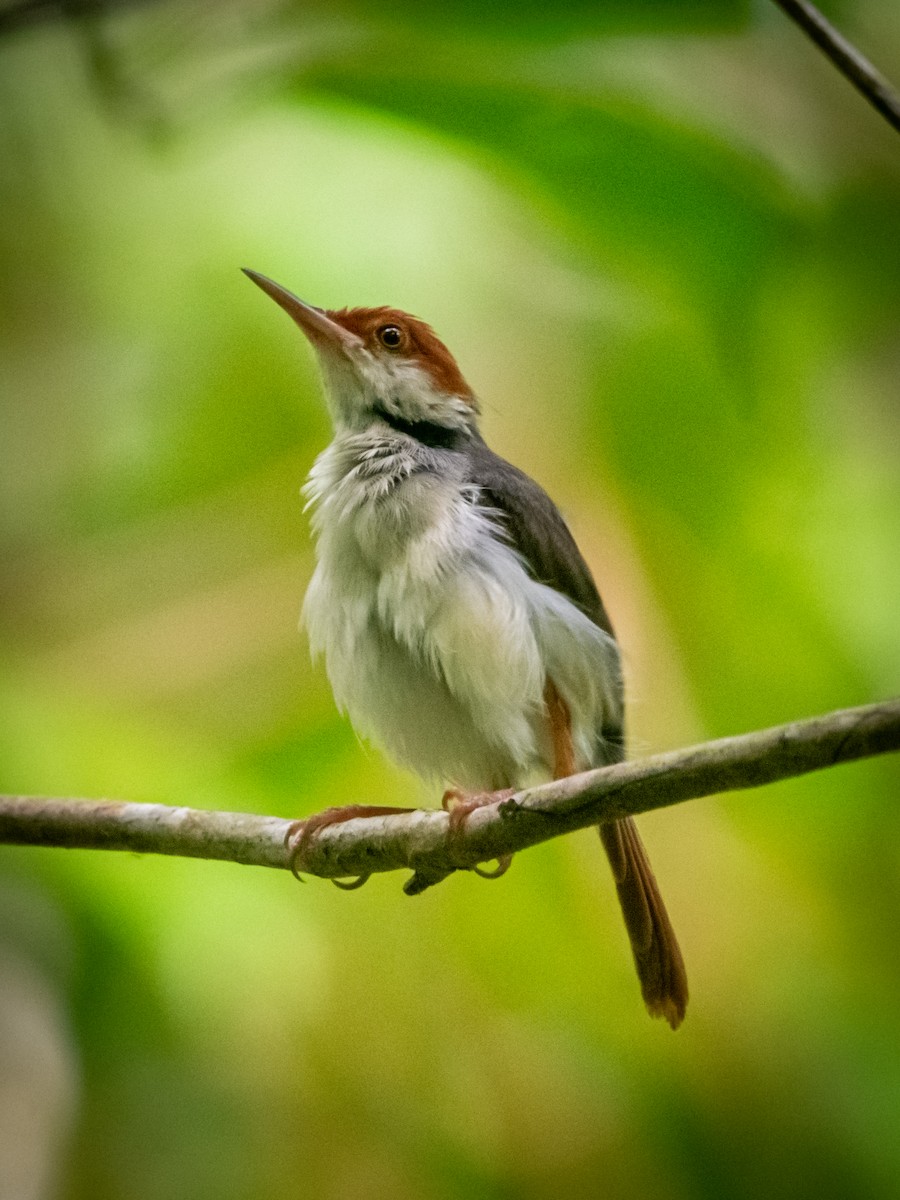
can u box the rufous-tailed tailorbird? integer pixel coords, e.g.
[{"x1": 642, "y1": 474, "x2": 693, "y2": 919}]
[{"x1": 244, "y1": 268, "x2": 688, "y2": 1029}]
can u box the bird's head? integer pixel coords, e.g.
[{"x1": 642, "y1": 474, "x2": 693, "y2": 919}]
[{"x1": 243, "y1": 270, "x2": 478, "y2": 438}]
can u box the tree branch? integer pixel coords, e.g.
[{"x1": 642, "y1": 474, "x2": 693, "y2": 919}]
[
  {"x1": 772, "y1": 0, "x2": 900, "y2": 133},
  {"x1": 1, "y1": 699, "x2": 898, "y2": 894}
]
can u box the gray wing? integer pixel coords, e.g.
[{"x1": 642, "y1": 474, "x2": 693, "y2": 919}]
[
  {"x1": 466, "y1": 436, "x2": 624, "y2": 754},
  {"x1": 466, "y1": 437, "x2": 615, "y2": 637}
]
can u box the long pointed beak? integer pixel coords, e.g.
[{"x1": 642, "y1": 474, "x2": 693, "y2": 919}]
[{"x1": 242, "y1": 269, "x2": 362, "y2": 353}]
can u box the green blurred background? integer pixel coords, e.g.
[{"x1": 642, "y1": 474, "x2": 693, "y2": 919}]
[{"x1": 1, "y1": 1, "x2": 898, "y2": 1197}]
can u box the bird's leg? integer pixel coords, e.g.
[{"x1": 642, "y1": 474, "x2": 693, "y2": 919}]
[
  {"x1": 284, "y1": 805, "x2": 417, "y2": 888},
  {"x1": 441, "y1": 678, "x2": 576, "y2": 880},
  {"x1": 441, "y1": 788, "x2": 515, "y2": 878},
  {"x1": 544, "y1": 678, "x2": 577, "y2": 779}
]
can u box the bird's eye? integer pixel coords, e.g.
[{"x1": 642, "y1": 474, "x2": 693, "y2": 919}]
[{"x1": 378, "y1": 325, "x2": 403, "y2": 349}]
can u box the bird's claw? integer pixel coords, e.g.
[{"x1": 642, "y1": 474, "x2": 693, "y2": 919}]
[
  {"x1": 283, "y1": 818, "x2": 310, "y2": 882},
  {"x1": 284, "y1": 804, "x2": 416, "y2": 889},
  {"x1": 441, "y1": 788, "x2": 516, "y2": 879},
  {"x1": 473, "y1": 855, "x2": 513, "y2": 879},
  {"x1": 330, "y1": 872, "x2": 371, "y2": 890}
]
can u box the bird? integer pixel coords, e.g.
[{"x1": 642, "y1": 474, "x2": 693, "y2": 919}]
[{"x1": 243, "y1": 268, "x2": 688, "y2": 1029}]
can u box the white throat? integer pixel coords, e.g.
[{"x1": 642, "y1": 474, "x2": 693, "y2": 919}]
[{"x1": 316, "y1": 348, "x2": 474, "y2": 433}]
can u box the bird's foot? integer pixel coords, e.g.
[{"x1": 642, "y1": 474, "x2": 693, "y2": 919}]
[
  {"x1": 441, "y1": 788, "x2": 516, "y2": 878},
  {"x1": 284, "y1": 804, "x2": 417, "y2": 888}
]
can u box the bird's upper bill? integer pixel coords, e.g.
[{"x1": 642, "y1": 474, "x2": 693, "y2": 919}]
[
  {"x1": 242, "y1": 268, "x2": 477, "y2": 416},
  {"x1": 241, "y1": 269, "x2": 363, "y2": 354}
]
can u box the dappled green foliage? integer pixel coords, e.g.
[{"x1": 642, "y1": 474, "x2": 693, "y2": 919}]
[{"x1": 0, "y1": 2, "x2": 898, "y2": 1197}]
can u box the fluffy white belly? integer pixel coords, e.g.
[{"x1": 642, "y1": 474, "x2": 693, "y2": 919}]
[{"x1": 302, "y1": 438, "x2": 621, "y2": 790}]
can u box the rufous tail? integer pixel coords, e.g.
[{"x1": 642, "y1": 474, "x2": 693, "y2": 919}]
[{"x1": 599, "y1": 816, "x2": 688, "y2": 1030}]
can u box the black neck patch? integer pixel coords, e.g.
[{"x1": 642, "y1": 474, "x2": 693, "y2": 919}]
[{"x1": 377, "y1": 408, "x2": 468, "y2": 451}]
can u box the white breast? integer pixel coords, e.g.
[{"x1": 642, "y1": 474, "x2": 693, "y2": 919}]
[{"x1": 302, "y1": 432, "x2": 622, "y2": 790}]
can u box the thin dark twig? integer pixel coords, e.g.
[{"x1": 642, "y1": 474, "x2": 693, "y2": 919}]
[{"x1": 772, "y1": 0, "x2": 900, "y2": 133}]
